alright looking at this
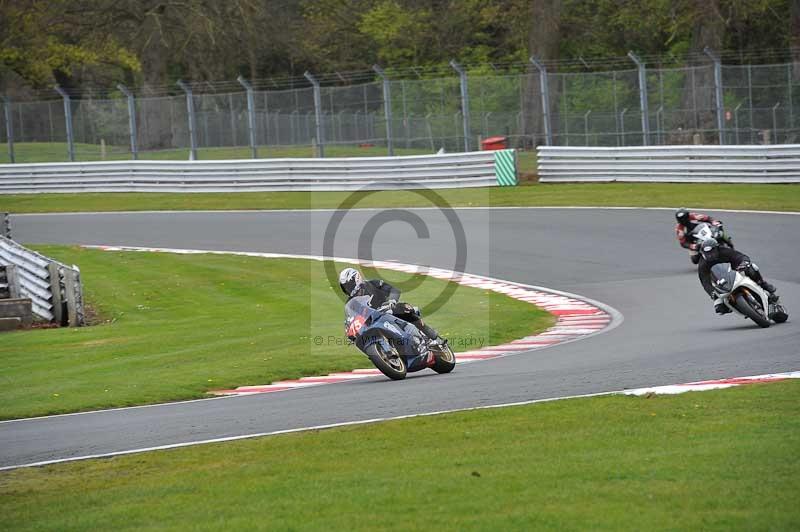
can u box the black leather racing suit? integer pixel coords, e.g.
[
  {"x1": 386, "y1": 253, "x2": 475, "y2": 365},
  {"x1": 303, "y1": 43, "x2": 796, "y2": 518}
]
[
  {"x1": 697, "y1": 247, "x2": 775, "y2": 300},
  {"x1": 348, "y1": 279, "x2": 440, "y2": 340}
]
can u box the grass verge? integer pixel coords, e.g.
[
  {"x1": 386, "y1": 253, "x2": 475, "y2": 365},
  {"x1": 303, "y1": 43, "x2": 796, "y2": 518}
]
[
  {"x1": 0, "y1": 141, "x2": 442, "y2": 164},
  {"x1": 2, "y1": 182, "x2": 799, "y2": 214},
  {"x1": 0, "y1": 246, "x2": 552, "y2": 420},
  {"x1": 1, "y1": 381, "x2": 798, "y2": 530}
]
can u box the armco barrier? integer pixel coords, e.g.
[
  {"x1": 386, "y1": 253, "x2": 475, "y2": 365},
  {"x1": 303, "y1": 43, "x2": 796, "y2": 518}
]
[
  {"x1": 538, "y1": 145, "x2": 800, "y2": 183},
  {"x1": 0, "y1": 236, "x2": 84, "y2": 325},
  {"x1": 0, "y1": 150, "x2": 517, "y2": 193}
]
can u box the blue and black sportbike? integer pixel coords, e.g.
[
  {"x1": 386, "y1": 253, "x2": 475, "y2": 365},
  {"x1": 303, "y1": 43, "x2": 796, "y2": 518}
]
[{"x1": 344, "y1": 295, "x2": 456, "y2": 380}]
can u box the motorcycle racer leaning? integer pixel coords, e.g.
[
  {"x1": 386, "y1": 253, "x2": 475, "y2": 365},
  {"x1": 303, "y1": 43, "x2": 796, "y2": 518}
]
[
  {"x1": 675, "y1": 208, "x2": 726, "y2": 252},
  {"x1": 338, "y1": 268, "x2": 444, "y2": 345},
  {"x1": 697, "y1": 239, "x2": 778, "y2": 315}
]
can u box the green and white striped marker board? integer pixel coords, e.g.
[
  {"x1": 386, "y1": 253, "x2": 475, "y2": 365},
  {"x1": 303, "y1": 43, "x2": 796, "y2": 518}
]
[{"x1": 493, "y1": 149, "x2": 518, "y2": 186}]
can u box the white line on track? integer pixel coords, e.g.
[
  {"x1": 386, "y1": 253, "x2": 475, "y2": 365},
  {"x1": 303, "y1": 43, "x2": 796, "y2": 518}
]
[
  {"x1": 11, "y1": 206, "x2": 800, "y2": 216},
  {"x1": 0, "y1": 390, "x2": 618, "y2": 472},
  {"x1": 4, "y1": 369, "x2": 798, "y2": 472},
  {"x1": 0, "y1": 395, "x2": 237, "y2": 425}
]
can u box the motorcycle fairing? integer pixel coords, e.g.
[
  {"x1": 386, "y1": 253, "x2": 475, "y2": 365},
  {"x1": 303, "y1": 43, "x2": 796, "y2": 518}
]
[
  {"x1": 710, "y1": 263, "x2": 770, "y2": 315},
  {"x1": 345, "y1": 295, "x2": 431, "y2": 372}
]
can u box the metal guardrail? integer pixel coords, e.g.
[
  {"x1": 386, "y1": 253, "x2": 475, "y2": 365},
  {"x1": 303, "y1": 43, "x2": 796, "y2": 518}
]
[
  {"x1": 0, "y1": 236, "x2": 84, "y2": 325},
  {"x1": 537, "y1": 145, "x2": 800, "y2": 183},
  {"x1": 0, "y1": 150, "x2": 517, "y2": 193}
]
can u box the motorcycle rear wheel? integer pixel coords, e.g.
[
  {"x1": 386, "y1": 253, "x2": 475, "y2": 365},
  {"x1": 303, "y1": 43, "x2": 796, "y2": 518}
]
[
  {"x1": 430, "y1": 342, "x2": 456, "y2": 374},
  {"x1": 366, "y1": 341, "x2": 407, "y2": 380},
  {"x1": 735, "y1": 293, "x2": 771, "y2": 328}
]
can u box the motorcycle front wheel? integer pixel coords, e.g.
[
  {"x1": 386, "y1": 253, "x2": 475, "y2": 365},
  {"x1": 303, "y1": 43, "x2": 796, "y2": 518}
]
[
  {"x1": 735, "y1": 293, "x2": 771, "y2": 328},
  {"x1": 430, "y1": 342, "x2": 456, "y2": 374},
  {"x1": 366, "y1": 341, "x2": 407, "y2": 380}
]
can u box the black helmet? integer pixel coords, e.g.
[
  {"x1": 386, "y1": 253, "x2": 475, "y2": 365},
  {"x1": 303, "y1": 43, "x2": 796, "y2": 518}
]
[
  {"x1": 675, "y1": 208, "x2": 690, "y2": 224},
  {"x1": 699, "y1": 238, "x2": 720, "y2": 262},
  {"x1": 338, "y1": 268, "x2": 363, "y2": 297}
]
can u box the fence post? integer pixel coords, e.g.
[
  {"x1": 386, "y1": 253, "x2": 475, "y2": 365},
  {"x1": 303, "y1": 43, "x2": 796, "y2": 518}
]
[
  {"x1": 227, "y1": 92, "x2": 237, "y2": 146},
  {"x1": 2, "y1": 211, "x2": 10, "y2": 239},
  {"x1": 772, "y1": 102, "x2": 781, "y2": 142},
  {"x1": 2, "y1": 96, "x2": 14, "y2": 163},
  {"x1": 704, "y1": 47, "x2": 725, "y2": 145},
  {"x1": 5, "y1": 264, "x2": 20, "y2": 299},
  {"x1": 338, "y1": 110, "x2": 347, "y2": 143},
  {"x1": 62, "y1": 266, "x2": 84, "y2": 326},
  {"x1": 449, "y1": 60, "x2": 472, "y2": 152},
  {"x1": 54, "y1": 85, "x2": 75, "y2": 161},
  {"x1": 47, "y1": 262, "x2": 65, "y2": 325},
  {"x1": 734, "y1": 102, "x2": 742, "y2": 144},
  {"x1": 620, "y1": 108, "x2": 628, "y2": 146},
  {"x1": 265, "y1": 99, "x2": 275, "y2": 142},
  {"x1": 304, "y1": 71, "x2": 325, "y2": 158},
  {"x1": 627, "y1": 52, "x2": 650, "y2": 146},
  {"x1": 116, "y1": 84, "x2": 139, "y2": 160},
  {"x1": 425, "y1": 113, "x2": 434, "y2": 150},
  {"x1": 747, "y1": 65, "x2": 755, "y2": 144},
  {"x1": 788, "y1": 63, "x2": 794, "y2": 134},
  {"x1": 372, "y1": 65, "x2": 394, "y2": 156},
  {"x1": 176, "y1": 80, "x2": 198, "y2": 160},
  {"x1": 656, "y1": 106, "x2": 664, "y2": 145},
  {"x1": 612, "y1": 71, "x2": 620, "y2": 146},
  {"x1": 290, "y1": 110, "x2": 298, "y2": 145},
  {"x1": 529, "y1": 57, "x2": 553, "y2": 146},
  {"x1": 401, "y1": 80, "x2": 410, "y2": 148},
  {"x1": 562, "y1": 75, "x2": 570, "y2": 146},
  {"x1": 237, "y1": 76, "x2": 258, "y2": 158},
  {"x1": 583, "y1": 110, "x2": 592, "y2": 146}
]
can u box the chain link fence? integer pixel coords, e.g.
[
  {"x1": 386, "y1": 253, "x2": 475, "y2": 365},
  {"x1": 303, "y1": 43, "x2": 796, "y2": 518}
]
[{"x1": 2, "y1": 59, "x2": 799, "y2": 163}]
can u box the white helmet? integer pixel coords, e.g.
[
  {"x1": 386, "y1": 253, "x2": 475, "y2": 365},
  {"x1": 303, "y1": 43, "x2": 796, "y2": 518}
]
[{"x1": 339, "y1": 268, "x2": 363, "y2": 297}]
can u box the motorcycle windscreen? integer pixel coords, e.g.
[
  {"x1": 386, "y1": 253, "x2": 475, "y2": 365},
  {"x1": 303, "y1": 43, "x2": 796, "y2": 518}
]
[
  {"x1": 344, "y1": 295, "x2": 371, "y2": 319},
  {"x1": 344, "y1": 295, "x2": 372, "y2": 337},
  {"x1": 710, "y1": 263, "x2": 737, "y2": 292},
  {"x1": 691, "y1": 223, "x2": 713, "y2": 240}
]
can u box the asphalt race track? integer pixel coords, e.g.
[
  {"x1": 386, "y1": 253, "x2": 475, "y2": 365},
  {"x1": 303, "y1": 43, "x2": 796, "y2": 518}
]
[{"x1": 2, "y1": 207, "x2": 799, "y2": 468}]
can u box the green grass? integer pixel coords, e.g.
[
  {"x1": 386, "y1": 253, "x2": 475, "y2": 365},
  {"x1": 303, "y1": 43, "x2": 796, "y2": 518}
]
[
  {"x1": 1, "y1": 381, "x2": 797, "y2": 530},
  {"x1": 0, "y1": 246, "x2": 553, "y2": 420},
  {"x1": 2, "y1": 181, "x2": 799, "y2": 214}
]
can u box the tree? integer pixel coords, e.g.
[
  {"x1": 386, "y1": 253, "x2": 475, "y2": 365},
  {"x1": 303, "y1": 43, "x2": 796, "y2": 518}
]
[
  {"x1": 0, "y1": 0, "x2": 139, "y2": 90},
  {"x1": 520, "y1": 0, "x2": 563, "y2": 144},
  {"x1": 358, "y1": 1, "x2": 431, "y2": 65},
  {"x1": 1, "y1": 0, "x2": 796, "y2": 95},
  {"x1": 301, "y1": 0, "x2": 376, "y2": 73}
]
